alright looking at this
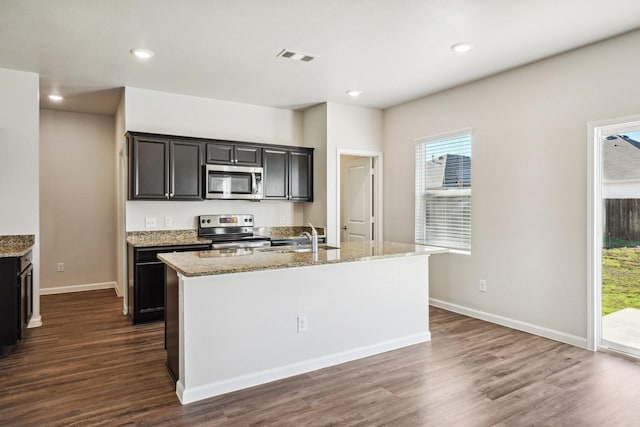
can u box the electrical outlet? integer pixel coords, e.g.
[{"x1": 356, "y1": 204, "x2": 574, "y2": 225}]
[
  {"x1": 145, "y1": 217, "x2": 157, "y2": 228},
  {"x1": 297, "y1": 315, "x2": 308, "y2": 333},
  {"x1": 479, "y1": 279, "x2": 487, "y2": 293},
  {"x1": 57, "y1": 263, "x2": 65, "y2": 272},
  {"x1": 279, "y1": 216, "x2": 286, "y2": 225},
  {"x1": 164, "y1": 216, "x2": 173, "y2": 227}
]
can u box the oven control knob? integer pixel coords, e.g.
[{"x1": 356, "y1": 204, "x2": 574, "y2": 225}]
[{"x1": 207, "y1": 219, "x2": 212, "y2": 223}]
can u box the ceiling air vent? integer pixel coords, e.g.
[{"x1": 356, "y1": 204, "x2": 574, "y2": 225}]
[{"x1": 277, "y1": 49, "x2": 316, "y2": 62}]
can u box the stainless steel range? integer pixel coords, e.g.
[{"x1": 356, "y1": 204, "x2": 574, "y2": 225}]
[{"x1": 198, "y1": 214, "x2": 271, "y2": 249}]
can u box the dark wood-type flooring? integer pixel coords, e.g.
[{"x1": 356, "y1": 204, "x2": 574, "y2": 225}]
[{"x1": 2, "y1": 290, "x2": 640, "y2": 426}]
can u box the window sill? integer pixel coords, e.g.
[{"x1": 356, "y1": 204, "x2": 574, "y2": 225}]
[{"x1": 448, "y1": 249, "x2": 471, "y2": 256}]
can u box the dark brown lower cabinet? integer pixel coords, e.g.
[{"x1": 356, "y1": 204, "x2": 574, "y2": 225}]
[
  {"x1": 0, "y1": 251, "x2": 32, "y2": 357},
  {"x1": 128, "y1": 244, "x2": 209, "y2": 324}
]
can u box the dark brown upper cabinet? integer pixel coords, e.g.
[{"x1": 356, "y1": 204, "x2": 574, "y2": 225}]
[
  {"x1": 205, "y1": 142, "x2": 262, "y2": 166},
  {"x1": 127, "y1": 131, "x2": 312, "y2": 202},
  {"x1": 289, "y1": 149, "x2": 313, "y2": 201},
  {"x1": 263, "y1": 147, "x2": 313, "y2": 202},
  {"x1": 128, "y1": 133, "x2": 202, "y2": 200},
  {"x1": 263, "y1": 148, "x2": 288, "y2": 199}
]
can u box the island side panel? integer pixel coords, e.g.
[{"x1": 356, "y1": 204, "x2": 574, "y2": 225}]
[
  {"x1": 177, "y1": 254, "x2": 430, "y2": 404},
  {"x1": 165, "y1": 265, "x2": 179, "y2": 383}
]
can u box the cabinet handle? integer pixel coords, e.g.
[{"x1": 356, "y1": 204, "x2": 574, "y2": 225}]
[
  {"x1": 165, "y1": 193, "x2": 169, "y2": 199},
  {"x1": 170, "y1": 193, "x2": 174, "y2": 197}
]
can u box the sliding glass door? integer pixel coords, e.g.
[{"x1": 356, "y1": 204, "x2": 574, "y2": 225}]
[{"x1": 599, "y1": 126, "x2": 640, "y2": 357}]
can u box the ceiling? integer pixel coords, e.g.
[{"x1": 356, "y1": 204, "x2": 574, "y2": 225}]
[{"x1": 2, "y1": 0, "x2": 640, "y2": 116}]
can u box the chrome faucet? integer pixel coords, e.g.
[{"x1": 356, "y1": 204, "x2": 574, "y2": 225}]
[{"x1": 301, "y1": 223, "x2": 318, "y2": 253}]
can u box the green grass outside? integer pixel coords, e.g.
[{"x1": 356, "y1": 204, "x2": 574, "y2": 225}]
[{"x1": 602, "y1": 244, "x2": 640, "y2": 316}]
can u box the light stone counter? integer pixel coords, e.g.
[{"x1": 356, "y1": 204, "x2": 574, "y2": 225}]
[
  {"x1": 126, "y1": 230, "x2": 212, "y2": 247},
  {"x1": 0, "y1": 235, "x2": 35, "y2": 257},
  {"x1": 158, "y1": 240, "x2": 447, "y2": 277},
  {"x1": 126, "y1": 227, "x2": 326, "y2": 248},
  {"x1": 253, "y1": 226, "x2": 326, "y2": 240}
]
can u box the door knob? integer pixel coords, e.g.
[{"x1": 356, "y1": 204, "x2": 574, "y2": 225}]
[{"x1": 341, "y1": 226, "x2": 347, "y2": 230}]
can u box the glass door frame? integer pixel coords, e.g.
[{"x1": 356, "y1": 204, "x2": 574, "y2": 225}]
[{"x1": 588, "y1": 115, "x2": 640, "y2": 353}]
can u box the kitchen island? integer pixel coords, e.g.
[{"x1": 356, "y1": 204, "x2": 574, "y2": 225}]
[{"x1": 159, "y1": 241, "x2": 446, "y2": 404}]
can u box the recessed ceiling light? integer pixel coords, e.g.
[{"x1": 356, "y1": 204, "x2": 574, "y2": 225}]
[
  {"x1": 130, "y1": 48, "x2": 154, "y2": 59},
  {"x1": 48, "y1": 94, "x2": 63, "y2": 102},
  {"x1": 451, "y1": 42, "x2": 472, "y2": 53},
  {"x1": 346, "y1": 90, "x2": 362, "y2": 97}
]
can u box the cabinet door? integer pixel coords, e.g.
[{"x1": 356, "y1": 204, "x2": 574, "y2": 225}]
[
  {"x1": 131, "y1": 137, "x2": 169, "y2": 199},
  {"x1": 0, "y1": 259, "x2": 18, "y2": 350},
  {"x1": 135, "y1": 263, "x2": 166, "y2": 322},
  {"x1": 234, "y1": 145, "x2": 262, "y2": 166},
  {"x1": 289, "y1": 150, "x2": 313, "y2": 201},
  {"x1": 170, "y1": 141, "x2": 202, "y2": 200},
  {"x1": 205, "y1": 143, "x2": 234, "y2": 164},
  {"x1": 263, "y1": 148, "x2": 288, "y2": 199}
]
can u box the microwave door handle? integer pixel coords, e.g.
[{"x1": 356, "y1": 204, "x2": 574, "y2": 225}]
[{"x1": 252, "y1": 172, "x2": 257, "y2": 195}]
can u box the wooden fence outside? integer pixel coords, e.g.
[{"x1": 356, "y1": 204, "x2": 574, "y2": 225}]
[{"x1": 606, "y1": 199, "x2": 640, "y2": 242}]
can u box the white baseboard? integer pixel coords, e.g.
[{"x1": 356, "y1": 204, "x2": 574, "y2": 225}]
[
  {"x1": 28, "y1": 315, "x2": 42, "y2": 328},
  {"x1": 429, "y1": 298, "x2": 587, "y2": 349},
  {"x1": 40, "y1": 281, "x2": 119, "y2": 295},
  {"x1": 177, "y1": 332, "x2": 431, "y2": 405}
]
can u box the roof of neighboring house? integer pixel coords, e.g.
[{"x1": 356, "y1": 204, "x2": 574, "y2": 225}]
[
  {"x1": 425, "y1": 154, "x2": 471, "y2": 190},
  {"x1": 603, "y1": 135, "x2": 640, "y2": 182}
]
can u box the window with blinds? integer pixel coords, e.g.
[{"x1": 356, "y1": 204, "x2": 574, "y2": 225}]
[{"x1": 415, "y1": 131, "x2": 472, "y2": 251}]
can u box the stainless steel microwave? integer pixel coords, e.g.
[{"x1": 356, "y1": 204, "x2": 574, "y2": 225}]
[{"x1": 204, "y1": 164, "x2": 264, "y2": 200}]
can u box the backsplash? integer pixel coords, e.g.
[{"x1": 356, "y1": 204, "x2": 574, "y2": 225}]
[{"x1": 125, "y1": 199, "x2": 303, "y2": 231}]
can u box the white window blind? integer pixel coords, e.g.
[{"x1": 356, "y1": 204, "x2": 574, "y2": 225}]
[{"x1": 415, "y1": 132, "x2": 472, "y2": 251}]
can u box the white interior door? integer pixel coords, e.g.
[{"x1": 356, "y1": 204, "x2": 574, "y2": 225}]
[{"x1": 341, "y1": 156, "x2": 372, "y2": 242}]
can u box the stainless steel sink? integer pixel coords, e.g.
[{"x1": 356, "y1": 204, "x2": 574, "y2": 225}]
[
  {"x1": 284, "y1": 245, "x2": 339, "y2": 253},
  {"x1": 259, "y1": 245, "x2": 339, "y2": 254}
]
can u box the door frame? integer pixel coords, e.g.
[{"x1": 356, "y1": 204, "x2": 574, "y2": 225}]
[
  {"x1": 587, "y1": 114, "x2": 640, "y2": 351},
  {"x1": 336, "y1": 149, "x2": 384, "y2": 245}
]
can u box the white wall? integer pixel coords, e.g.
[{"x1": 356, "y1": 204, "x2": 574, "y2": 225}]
[
  {"x1": 39, "y1": 110, "x2": 116, "y2": 292},
  {"x1": 115, "y1": 93, "x2": 127, "y2": 299},
  {"x1": 326, "y1": 103, "x2": 383, "y2": 244},
  {"x1": 0, "y1": 68, "x2": 41, "y2": 326},
  {"x1": 302, "y1": 104, "x2": 328, "y2": 227},
  {"x1": 126, "y1": 200, "x2": 302, "y2": 231},
  {"x1": 383, "y1": 29, "x2": 640, "y2": 346},
  {"x1": 124, "y1": 87, "x2": 305, "y2": 231}
]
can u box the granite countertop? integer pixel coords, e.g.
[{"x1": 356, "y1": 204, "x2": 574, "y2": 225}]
[
  {"x1": 127, "y1": 226, "x2": 327, "y2": 247},
  {"x1": 0, "y1": 234, "x2": 35, "y2": 258},
  {"x1": 126, "y1": 230, "x2": 212, "y2": 247},
  {"x1": 254, "y1": 226, "x2": 326, "y2": 240},
  {"x1": 158, "y1": 240, "x2": 448, "y2": 277}
]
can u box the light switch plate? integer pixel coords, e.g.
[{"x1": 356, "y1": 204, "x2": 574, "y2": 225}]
[{"x1": 164, "y1": 216, "x2": 173, "y2": 227}]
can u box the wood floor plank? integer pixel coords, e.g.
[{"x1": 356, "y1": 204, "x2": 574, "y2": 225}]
[{"x1": 2, "y1": 289, "x2": 640, "y2": 426}]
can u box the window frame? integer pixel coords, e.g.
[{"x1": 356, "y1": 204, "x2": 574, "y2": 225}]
[{"x1": 414, "y1": 129, "x2": 472, "y2": 253}]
